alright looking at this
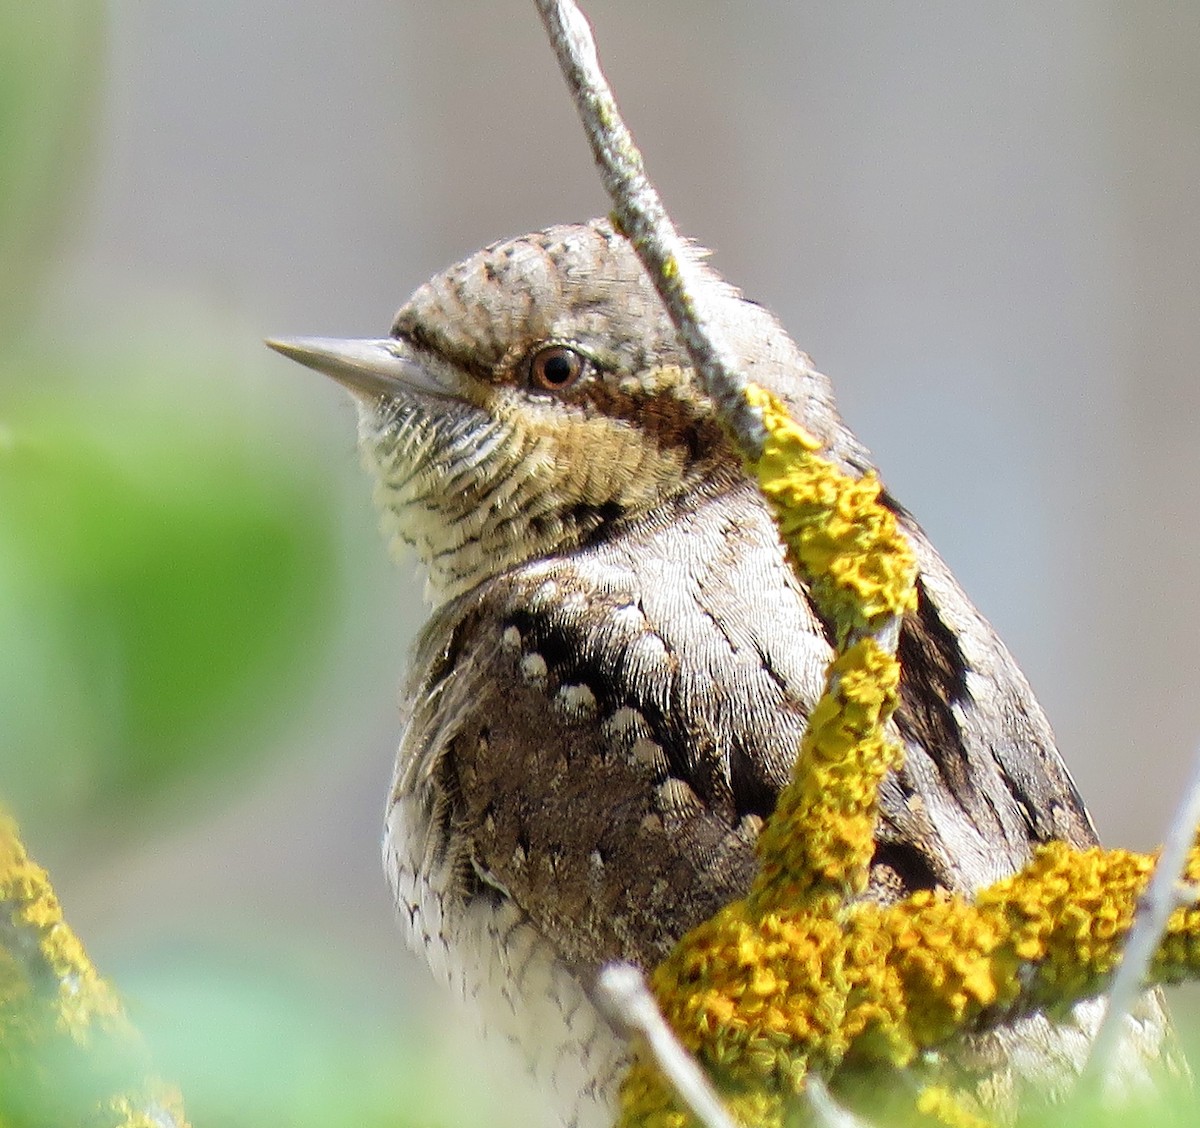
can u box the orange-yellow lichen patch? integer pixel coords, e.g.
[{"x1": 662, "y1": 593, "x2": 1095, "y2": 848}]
[
  {"x1": 744, "y1": 384, "x2": 917, "y2": 642},
  {"x1": 741, "y1": 385, "x2": 914, "y2": 917},
  {"x1": 0, "y1": 811, "x2": 191, "y2": 1128},
  {"x1": 750, "y1": 638, "x2": 903, "y2": 915},
  {"x1": 0, "y1": 811, "x2": 125, "y2": 1045},
  {"x1": 623, "y1": 832, "x2": 1200, "y2": 1126}
]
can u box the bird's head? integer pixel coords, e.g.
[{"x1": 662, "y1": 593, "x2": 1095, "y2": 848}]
[{"x1": 269, "y1": 218, "x2": 854, "y2": 603}]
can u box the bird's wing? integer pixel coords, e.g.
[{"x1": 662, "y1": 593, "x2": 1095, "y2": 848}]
[{"x1": 395, "y1": 556, "x2": 771, "y2": 974}]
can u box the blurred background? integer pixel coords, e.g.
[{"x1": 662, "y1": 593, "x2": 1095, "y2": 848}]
[{"x1": 3, "y1": 1, "x2": 1199, "y2": 1123}]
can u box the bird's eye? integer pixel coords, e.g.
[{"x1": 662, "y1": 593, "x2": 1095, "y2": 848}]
[{"x1": 527, "y1": 345, "x2": 586, "y2": 392}]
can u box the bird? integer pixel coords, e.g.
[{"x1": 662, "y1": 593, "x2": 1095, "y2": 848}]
[{"x1": 267, "y1": 218, "x2": 1174, "y2": 1127}]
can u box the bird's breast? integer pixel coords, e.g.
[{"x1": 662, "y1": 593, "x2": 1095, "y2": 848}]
[{"x1": 383, "y1": 487, "x2": 818, "y2": 1120}]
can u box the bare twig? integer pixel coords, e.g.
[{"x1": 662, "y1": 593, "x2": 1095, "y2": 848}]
[
  {"x1": 805, "y1": 1076, "x2": 878, "y2": 1128},
  {"x1": 533, "y1": 0, "x2": 766, "y2": 459},
  {"x1": 1080, "y1": 738, "x2": 1200, "y2": 1088},
  {"x1": 597, "y1": 963, "x2": 738, "y2": 1128}
]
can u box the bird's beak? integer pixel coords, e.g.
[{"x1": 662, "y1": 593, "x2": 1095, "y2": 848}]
[{"x1": 265, "y1": 336, "x2": 457, "y2": 401}]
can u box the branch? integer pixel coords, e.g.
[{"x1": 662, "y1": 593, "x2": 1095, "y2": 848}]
[
  {"x1": 598, "y1": 964, "x2": 877, "y2": 1128},
  {"x1": 804, "y1": 1076, "x2": 878, "y2": 1128},
  {"x1": 534, "y1": 0, "x2": 916, "y2": 919},
  {"x1": 1080, "y1": 738, "x2": 1200, "y2": 1088}
]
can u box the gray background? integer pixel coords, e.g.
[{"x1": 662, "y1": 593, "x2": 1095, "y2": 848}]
[{"x1": 48, "y1": 0, "x2": 1200, "y2": 1113}]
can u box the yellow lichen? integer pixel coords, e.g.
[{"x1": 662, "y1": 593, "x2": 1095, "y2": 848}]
[
  {"x1": 0, "y1": 811, "x2": 191, "y2": 1128},
  {"x1": 750, "y1": 638, "x2": 903, "y2": 916},
  {"x1": 915, "y1": 1086, "x2": 992, "y2": 1128},
  {"x1": 744, "y1": 384, "x2": 917, "y2": 642},
  {"x1": 0, "y1": 811, "x2": 126, "y2": 1046},
  {"x1": 742, "y1": 386, "x2": 914, "y2": 916}
]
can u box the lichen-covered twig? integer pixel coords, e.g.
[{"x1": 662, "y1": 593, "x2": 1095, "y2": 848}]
[
  {"x1": 742, "y1": 390, "x2": 914, "y2": 916},
  {"x1": 617, "y1": 394, "x2": 1200, "y2": 1128},
  {"x1": 0, "y1": 810, "x2": 190, "y2": 1128},
  {"x1": 533, "y1": 6, "x2": 924, "y2": 1121},
  {"x1": 599, "y1": 965, "x2": 877, "y2": 1128}
]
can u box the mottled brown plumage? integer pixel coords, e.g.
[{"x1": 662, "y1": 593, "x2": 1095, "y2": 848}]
[{"x1": 269, "y1": 219, "x2": 1174, "y2": 1127}]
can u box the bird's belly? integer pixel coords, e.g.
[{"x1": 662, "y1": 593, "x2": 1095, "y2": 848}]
[{"x1": 384, "y1": 795, "x2": 628, "y2": 1128}]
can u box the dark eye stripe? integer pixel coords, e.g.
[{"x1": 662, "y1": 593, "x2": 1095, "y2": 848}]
[{"x1": 572, "y1": 378, "x2": 732, "y2": 469}]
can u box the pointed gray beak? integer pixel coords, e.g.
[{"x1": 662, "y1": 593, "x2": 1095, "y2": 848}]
[{"x1": 265, "y1": 336, "x2": 457, "y2": 401}]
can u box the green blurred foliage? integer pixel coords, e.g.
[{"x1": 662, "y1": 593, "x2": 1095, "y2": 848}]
[
  {"x1": 0, "y1": 352, "x2": 338, "y2": 827},
  {"x1": 114, "y1": 943, "x2": 466, "y2": 1128},
  {"x1": 1014, "y1": 1085, "x2": 1198, "y2": 1128},
  {"x1": 0, "y1": 929, "x2": 489, "y2": 1128}
]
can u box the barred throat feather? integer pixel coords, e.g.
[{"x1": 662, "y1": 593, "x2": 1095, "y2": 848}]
[{"x1": 355, "y1": 381, "x2": 713, "y2": 604}]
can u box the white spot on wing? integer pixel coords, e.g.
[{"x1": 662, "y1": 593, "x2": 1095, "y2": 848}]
[
  {"x1": 501, "y1": 625, "x2": 523, "y2": 651},
  {"x1": 610, "y1": 602, "x2": 644, "y2": 630},
  {"x1": 555, "y1": 682, "x2": 597, "y2": 720},
  {"x1": 520, "y1": 652, "x2": 549, "y2": 687},
  {"x1": 528, "y1": 579, "x2": 560, "y2": 610},
  {"x1": 630, "y1": 736, "x2": 667, "y2": 774},
  {"x1": 602, "y1": 705, "x2": 648, "y2": 743},
  {"x1": 656, "y1": 776, "x2": 700, "y2": 816}
]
